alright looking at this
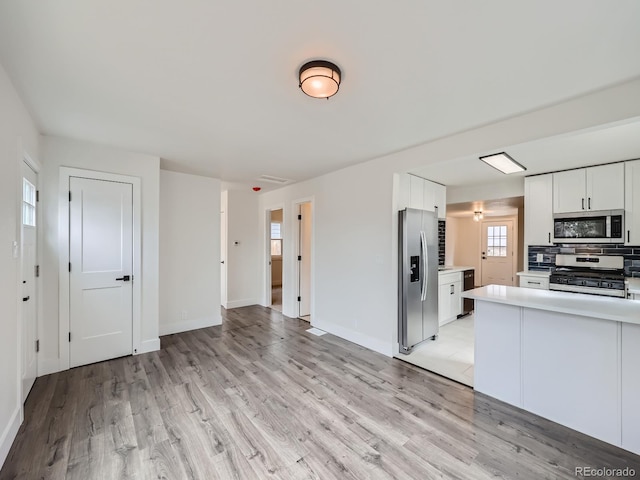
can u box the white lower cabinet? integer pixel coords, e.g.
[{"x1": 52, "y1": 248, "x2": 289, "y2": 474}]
[
  {"x1": 438, "y1": 271, "x2": 462, "y2": 326},
  {"x1": 518, "y1": 274, "x2": 549, "y2": 290}
]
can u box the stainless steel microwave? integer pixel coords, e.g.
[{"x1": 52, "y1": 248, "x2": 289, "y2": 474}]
[{"x1": 553, "y1": 210, "x2": 624, "y2": 243}]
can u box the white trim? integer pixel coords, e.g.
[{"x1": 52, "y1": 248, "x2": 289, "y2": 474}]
[
  {"x1": 292, "y1": 197, "x2": 314, "y2": 320},
  {"x1": 311, "y1": 318, "x2": 394, "y2": 357},
  {"x1": 262, "y1": 203, "x2": 285, "y2": 307},
  {"x1": 0, "y1": 406, "x2": 21, "y2": 469},
  {"x1": 58, "y1": 167, "x2": 142, "y2": 369},
  {"x1": 138, "y1": 338, "x2": 161, "y2": 354},
  {"x1": 159, "y1": 315, "x2": 222, "y2": 336},
  {"x1": 226, "y1": 298, "x2": 260, "y2": 309}
]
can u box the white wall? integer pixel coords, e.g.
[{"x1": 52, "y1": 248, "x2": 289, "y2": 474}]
[
  {"x1": 159, "y1": 170, "x2": 221, "y2": 335},
  {"x1": 224, "y1": 189, "x2": 261, "y2": 308},
  {"x1": 257, "y1": 78, "x2": 640, "y2": 358},
  {"x1": 0, "y1": 63, "x2": 40, "y2": 467},
  {"x1": 40, "y1": 136, "x2": 161, "y2": 373}
]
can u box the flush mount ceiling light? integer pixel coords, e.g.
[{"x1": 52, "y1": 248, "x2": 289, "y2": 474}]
[
  {"x1": 473, "y1": 211, "x2": 484, "y2": 222},
  {"x1": 299, "y1": 60, "x2": 341, "y2": 99},
  {"x1": 479, "y1": 152, "x2": 526, "y2": 174}
]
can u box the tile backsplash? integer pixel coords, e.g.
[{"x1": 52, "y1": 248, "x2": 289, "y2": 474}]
[{"x1": 528, "y1": 244, "x2": 640, "y2": 277}]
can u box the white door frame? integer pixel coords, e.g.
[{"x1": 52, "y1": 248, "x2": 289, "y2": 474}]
[
  {"x1": 293, "y1": 196, "x2": 314, "y2": 321},
  {"x1": 58, "y1": 167, "x2": 142, "y2": 371},
  {"x1": 262, "y1": 203, "x2": 285, "y2": 308},
  {"x1": 16, "y1": 141, "x2": 41, "y2": 412}
]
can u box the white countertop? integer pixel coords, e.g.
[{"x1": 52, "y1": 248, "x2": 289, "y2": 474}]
[
  {"x1": 463, "y1": 285, "x2": 640, "y2": 324},
  {"x1": 628, "y1": 277, "x2": 640, "y2": 294},
  {"x1": 438, "y1": 266, "x2": 474, "y2": 274},
  {"x1": 516, "y1": 270, "x2": 551, "y2": 278}
]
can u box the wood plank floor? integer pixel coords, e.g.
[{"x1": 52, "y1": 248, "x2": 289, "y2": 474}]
[{"x1": 2, "y1": 305, "x2": 639, "y2": 479}]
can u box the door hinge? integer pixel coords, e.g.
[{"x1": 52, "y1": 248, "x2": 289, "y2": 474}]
[
  {"x1": 68, "y1": 262, "x2": 71, "y2": 272},
  {"x1": 69, "y1": 332, "x2": 71, "y2": 342},
  {"x1": 297, "y1": 296, "x2": 301, "y2": 302},
  {"x1": 36, "y1": 339, "x2": 39, "y2": 353},
  {"x1": 298, "y1": 214, "x2": 302, "y2": 220},
  {"x1": 298, "y1": 255, "x2": 302, "y2": 261},
  {"x1": 68, "y1": 191, "x2": 72, "y2": 202},
  {"x1": 36, "y1": 190, "x2": 40, "y2": 202},
  {"x1": 35, "y1": 265, "x2": 40, "y2": 277}
]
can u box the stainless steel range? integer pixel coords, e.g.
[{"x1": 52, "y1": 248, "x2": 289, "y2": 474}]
[{"x1": 549, "y1": 254, "x2": 627, "y2": 298}]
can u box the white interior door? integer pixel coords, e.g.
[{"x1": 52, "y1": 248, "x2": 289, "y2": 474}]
[
  {"x1": 21, "y1": 162, "x2": 38, "y2": 401},
  {"x1": 69, "y1": 177, "x2": 133, "y2": 368},
  {"x1": 220, "y1": 209, "x2": 227, "y2": 306},
  {"x1": 298, "y1": 202, "x2": 312, "y2": 318},
  {"x1": 481, "y1": 220, "x2": 514, "y2": 286}
]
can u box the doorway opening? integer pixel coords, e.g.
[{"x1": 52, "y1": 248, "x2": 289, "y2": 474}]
[
  {"x1": 21, "y1": 159, "x2": 38, "y2": 402},
  {"x1": 269, "y1": 209, "x2": 283, "y2": 312},
  {"x1": 296, "y1": 201, "x2": 312, "y2": 321}
]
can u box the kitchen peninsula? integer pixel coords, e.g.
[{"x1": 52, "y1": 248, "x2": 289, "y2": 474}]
[{"x1": 463, "y1": 285, "x2": 640, "y2": 456}]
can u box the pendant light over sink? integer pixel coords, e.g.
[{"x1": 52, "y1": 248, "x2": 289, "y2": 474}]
[{"x1": 299, "y1": 60, "x2": 341, "y2": 99}]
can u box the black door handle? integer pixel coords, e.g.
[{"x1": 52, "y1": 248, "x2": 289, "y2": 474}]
[
  {"x1": 22, "y1": 296, "x2": 29, "y2": 302},
  {"x1": 116, "y1": 275, "x2": 131, "y2": 282}
]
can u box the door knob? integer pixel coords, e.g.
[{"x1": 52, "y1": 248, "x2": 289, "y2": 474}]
[
  {"x1": 116, "y1": 275, "x2": 131, "y2": 282},
  {"x1": 22, "y1": 296, "x2": 29, "y2": 302},
  {"x1": 221, "y1": 261, "x2": 225, "y2": 264}
]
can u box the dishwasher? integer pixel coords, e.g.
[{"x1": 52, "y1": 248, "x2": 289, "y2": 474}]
[{"x1": 460, "y1": 269, "x2": 475, "y2": 316}]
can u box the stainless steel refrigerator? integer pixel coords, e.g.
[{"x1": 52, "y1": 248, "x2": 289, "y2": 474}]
[{"x1": 398, "y1": 208, "x2": 439, "y2": 354}]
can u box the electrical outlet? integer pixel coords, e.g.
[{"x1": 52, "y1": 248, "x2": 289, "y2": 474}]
[
  {"x1": 536, "y1": 253, "x2": 544, "y2": 262},
  {"x1": 181, "y1": 310, "x2": 188, "y2": 321}
]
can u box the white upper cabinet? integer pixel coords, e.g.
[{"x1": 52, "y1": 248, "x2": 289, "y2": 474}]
[
  {"x1": 397, "y1": 174, "x2": 446, "y2": 219},
  {"x1": 553, "y1": 169, "x2": 586, "y2": 213},
  {"x1": 553, "y1": 163, "x2": 624, "y2": 213},
  {"x1": 625, "y1": 159, "x2": 640, "y2": 245},
  {"x1": 524, "y1": 174, "x2": 553, "y2": 246},
  {"x1": 587, "y1": 163, "x2": 625, "y2": 211},
  {"x1": 410, "y1": 175, "x2": 424, "y2": 210}
]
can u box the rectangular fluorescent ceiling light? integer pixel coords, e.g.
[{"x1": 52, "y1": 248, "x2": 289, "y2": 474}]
[{"x1": 479, "y1": 152, "x2": 526, "y2": 174}]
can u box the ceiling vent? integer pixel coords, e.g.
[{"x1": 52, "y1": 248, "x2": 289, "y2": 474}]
[{"x1": 257, "y1": 175, "x2": 291, "y2": 184}]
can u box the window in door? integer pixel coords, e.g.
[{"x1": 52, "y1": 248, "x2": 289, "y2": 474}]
[
  {"x1": 486, "y1": 225, "x2": 507, "y2": 257},
  {"x1": 23, "y1": 179, "x2": 36, "y2": 226}
]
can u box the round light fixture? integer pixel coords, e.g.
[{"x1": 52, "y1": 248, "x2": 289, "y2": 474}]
[{"x1": 299, "y1": 60, "x2": 341, "y2": 99}]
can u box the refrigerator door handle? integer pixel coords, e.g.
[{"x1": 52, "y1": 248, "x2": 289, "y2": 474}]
[{"x1": 420, "y1": 230, "x2": 428, "y2": 301}]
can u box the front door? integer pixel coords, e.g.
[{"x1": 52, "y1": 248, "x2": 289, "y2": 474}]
[
  {"x1": 481, "y1": 220, "x2": 514, "y2": 286},
  {"x1": 21, "y1": 162, "x2": 38, "y2": 401},
  {"x1": 69, "y1": 177, "x2": 133, "y2": 368}
]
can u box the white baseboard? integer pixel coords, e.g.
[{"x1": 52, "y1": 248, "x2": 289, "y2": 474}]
[
  {"x1": 137, "y1": 338, "x2": 161, "y2": 354},
  {"x1": 311, "y1": 319, "x2": 394, "y2": 357},
  {"x1": 225, "y1": 298, "x2": 260, "y2": 309},
  {"x1": 0, "y1": 406, "x2": 21, "y2": 469},
  {"x1": 159, "y1": 315, "x2": 222, "y2": 336},
  {"x1": 38, "y1": 356, "x2": 62, "y2": 376}
]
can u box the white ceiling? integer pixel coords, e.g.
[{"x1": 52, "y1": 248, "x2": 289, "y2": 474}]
[
  {"x1": 1, "y1": 1, "x2": 640, "y2": 188},
  {"x1": 410, "y1": 119, "x2": 640, "y2": 187}
]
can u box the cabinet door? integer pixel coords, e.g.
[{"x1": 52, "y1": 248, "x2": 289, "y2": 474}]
[
  {"x1": 622, "y1": 323, "x2": 640, "y2": 454},
  {"x1": 422, "y1": 178, "x2": 436, "y2": 213},
  {"x1": 397, "y1": 173, "x2": 410, "y2": 211},
  {"x1": 434, "y1": 183, "x2": 446, "y2": 219},
  {"x1": 553, "y1": 169, "x2": 586, "y2": 213},
  {"x1": 451, "y1": 280, "x2": 462, "y2": 316},
  {"x1": 586, "y1": 163, "x2": 624, "y2": 211},
  {"x1": 625, "y1": 160, "x2": 640, "y2": 245},
  {"x1": 438, "y1": 283, "x2": 451, "y2": 325},
  {"x1": 409, "y1": 175, "x2": 424, "y2": 210},
  {"x1": 524, "y1": 174, "x2": 554, "y2": 245}
]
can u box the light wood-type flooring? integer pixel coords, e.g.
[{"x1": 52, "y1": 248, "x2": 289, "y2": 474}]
[{"x1": 1, "y1": 305, "x2": 639, "y2": 479}]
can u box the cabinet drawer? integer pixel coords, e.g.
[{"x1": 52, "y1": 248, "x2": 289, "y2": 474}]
[
  {"x1": 439, "y1": 271, "x2": 462, "y2": 285},
  {"x1": 519, "y1": 276, "x2": 549, "y2": 290}
]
